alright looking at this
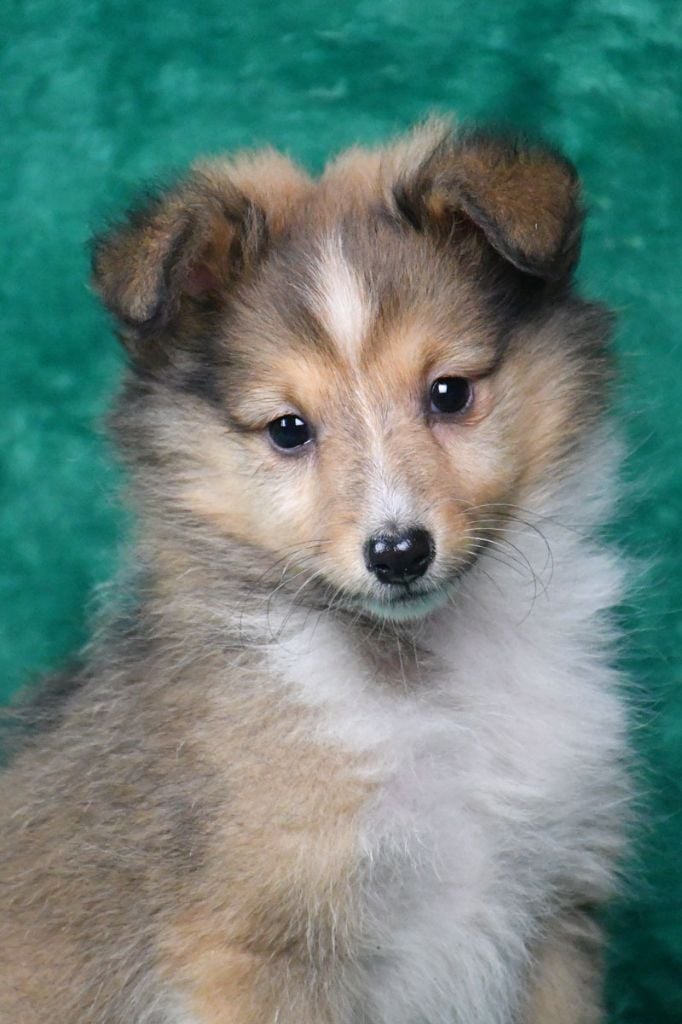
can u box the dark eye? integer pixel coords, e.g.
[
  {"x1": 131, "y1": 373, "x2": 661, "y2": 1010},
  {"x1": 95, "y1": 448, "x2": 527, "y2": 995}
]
[
  {"x1": 429, "y1": 377, "x2": 473, "y2": 415},
  {"x1": 267, "y1": 415, "x2": 313, "y2": 451}
]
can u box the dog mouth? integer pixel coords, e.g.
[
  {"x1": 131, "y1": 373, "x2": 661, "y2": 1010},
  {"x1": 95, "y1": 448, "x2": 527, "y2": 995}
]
[
  {"x1": 353, "y1": 539, "x2": 489, "y2": 621},
  {"x1": 276, "y1": 550, "x2": 481, "y2": 624},
  {"x1": 357, "y1": 584, "x2": 455, "y2": 621},
  {"x1": 353, "y1": 559, "x2": 478, "y2": 622}
]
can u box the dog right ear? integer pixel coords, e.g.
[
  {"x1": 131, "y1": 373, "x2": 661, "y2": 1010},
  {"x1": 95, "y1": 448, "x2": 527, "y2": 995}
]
[{"x1": 92, "y1": 153, "x2": 310, "y2": 362}]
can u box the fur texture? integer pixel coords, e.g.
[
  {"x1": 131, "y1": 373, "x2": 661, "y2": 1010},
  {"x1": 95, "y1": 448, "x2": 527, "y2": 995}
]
[{"x1": 0, "y1": 121, "x2": 630, "y2": 1023}]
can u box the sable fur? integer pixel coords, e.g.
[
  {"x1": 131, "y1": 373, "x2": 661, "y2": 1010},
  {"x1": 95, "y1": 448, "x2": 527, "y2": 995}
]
[{"x1": 0, "y1": 119, "x2": 629, "y2": 1023}]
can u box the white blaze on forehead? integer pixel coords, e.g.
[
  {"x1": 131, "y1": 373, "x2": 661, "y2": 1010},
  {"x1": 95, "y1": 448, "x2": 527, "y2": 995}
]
[
  {"x1": 313, "y1": 233, "x2": 371, "y2": 360},
  {"x1": 312, "y1": 236, "x2": 418, "y2": 530}
]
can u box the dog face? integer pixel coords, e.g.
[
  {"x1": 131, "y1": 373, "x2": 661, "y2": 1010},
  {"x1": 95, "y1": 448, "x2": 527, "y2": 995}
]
[{"x1": 94, "y1": 122, "x2": 612, "y2": 620}]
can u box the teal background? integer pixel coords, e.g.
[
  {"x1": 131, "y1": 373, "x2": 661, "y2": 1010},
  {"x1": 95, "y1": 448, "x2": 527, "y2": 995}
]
[{"x1": 1, "y1": 1, "x2": 680, "y2": 1018}]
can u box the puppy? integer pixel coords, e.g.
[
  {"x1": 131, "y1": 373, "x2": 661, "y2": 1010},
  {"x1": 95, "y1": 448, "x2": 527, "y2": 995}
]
[{"x1": 0, "y1": 120, "x2": 629, "y2": 1024}]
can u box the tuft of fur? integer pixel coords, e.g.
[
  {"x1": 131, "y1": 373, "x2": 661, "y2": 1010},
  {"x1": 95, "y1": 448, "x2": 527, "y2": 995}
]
[{"x1": 0, "y1": 120, "x2": 630, "y2": 1024}]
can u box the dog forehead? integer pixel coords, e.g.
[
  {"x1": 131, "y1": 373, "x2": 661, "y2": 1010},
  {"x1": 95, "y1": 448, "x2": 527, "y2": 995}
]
[
  {"x1": 228, "y1": 214, "x2": 500, "y2": 403},
  {"x1": 298, "y1": 220, "x2": 499, "y2": 373},
  {"x1": 309, "y1": 233, "x2": 372, "y2": 363}
]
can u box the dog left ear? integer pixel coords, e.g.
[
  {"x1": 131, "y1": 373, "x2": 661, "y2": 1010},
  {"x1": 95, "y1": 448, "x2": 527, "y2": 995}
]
[{"x1": 392, "y1": 127, "x2": 583, "y2": 281}]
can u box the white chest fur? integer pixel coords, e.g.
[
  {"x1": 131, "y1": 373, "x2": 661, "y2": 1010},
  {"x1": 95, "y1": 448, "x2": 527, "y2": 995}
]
[{"x1": 268, "y1": 512, "x2": 628, "y2": 1024}]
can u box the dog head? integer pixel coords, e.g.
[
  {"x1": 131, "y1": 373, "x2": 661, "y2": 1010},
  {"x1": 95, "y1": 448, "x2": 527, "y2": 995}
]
[{"x1": 93, "y1": 120, "x2": 612, "y2": 621}]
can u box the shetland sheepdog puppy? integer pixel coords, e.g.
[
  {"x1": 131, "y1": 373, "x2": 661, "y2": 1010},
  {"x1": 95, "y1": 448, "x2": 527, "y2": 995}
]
[{"x1": 0, "y1": 120, "x2": 629, "y2": 1024}]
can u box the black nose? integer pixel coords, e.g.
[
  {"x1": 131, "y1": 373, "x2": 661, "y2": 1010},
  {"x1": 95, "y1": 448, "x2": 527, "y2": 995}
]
[{"x1": 365, "y1": 528, "x2": 435, "y2": 585}]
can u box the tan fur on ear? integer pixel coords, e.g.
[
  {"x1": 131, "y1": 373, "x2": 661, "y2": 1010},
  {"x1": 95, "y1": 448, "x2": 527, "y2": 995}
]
[
  {"x1": 454, "y1": 132, "x2": 582, "y2": 278},
  {"x1": 91, "y1": 151, "x2": 312, "y2": 355},
  {"x1": 390, "y1": 120, "x2": 582, "y2": 280}
]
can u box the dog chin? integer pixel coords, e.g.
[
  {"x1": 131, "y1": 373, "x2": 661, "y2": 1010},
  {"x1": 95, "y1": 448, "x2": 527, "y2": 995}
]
[{"x1": 358, "y1": 584, "x2": 455, "y2": 622}]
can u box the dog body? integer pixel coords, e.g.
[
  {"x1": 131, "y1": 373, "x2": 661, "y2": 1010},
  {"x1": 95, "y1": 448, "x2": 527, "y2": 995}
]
[{"x1": 0, "y1": 122, "x2": 628, "y2": 1023}]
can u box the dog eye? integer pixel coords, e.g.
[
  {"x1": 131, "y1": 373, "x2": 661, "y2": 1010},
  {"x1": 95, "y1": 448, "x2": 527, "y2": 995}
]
[
  {"x1": 429, "y1": 377, "x2": 473, "y2": 415},
  {"x1": 267, "y1": 415, "x2": 313, "y2": 451}
]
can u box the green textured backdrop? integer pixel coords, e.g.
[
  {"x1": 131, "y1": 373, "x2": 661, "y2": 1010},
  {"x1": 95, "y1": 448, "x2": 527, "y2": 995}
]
[{"x1": 1, "y1": 1, "x2": 680, "y2": 1019}]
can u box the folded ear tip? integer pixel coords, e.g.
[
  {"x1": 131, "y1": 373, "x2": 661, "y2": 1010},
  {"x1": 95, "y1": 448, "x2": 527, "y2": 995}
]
[
  {"x1": 90, "y1": 161, "x2": 284, "y2": 363},
  {"x1": 391, "y1": 122, "x2": 584, "y2": 280},
  {"x1": 457, "y1": 123, "x2": 579, "y2": 169},
  {"x1": 90, "y1": 223, "x2": 165, "y2": 328}
]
